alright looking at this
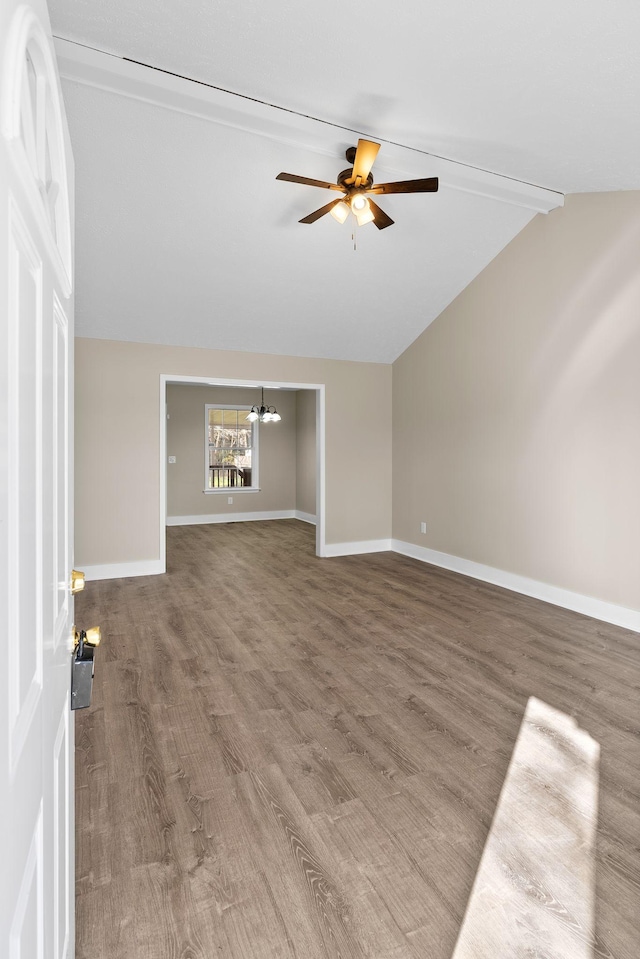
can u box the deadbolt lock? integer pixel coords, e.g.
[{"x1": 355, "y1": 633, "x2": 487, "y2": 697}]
[{"x1": 71, "y1": 569, "x2": 86, "y2": 594}]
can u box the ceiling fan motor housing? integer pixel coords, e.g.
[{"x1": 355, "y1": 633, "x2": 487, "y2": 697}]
[
  {"x1": 338, "y1": 167, "x2": 374, "y2": 191},
  {"x1": 338, "y1": 145, "x2": 374, "y2": 191}
]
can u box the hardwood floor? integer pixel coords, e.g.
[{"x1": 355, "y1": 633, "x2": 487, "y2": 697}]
[{"x1": 75, "y1": 521, "x2": 640, "y2": 958}]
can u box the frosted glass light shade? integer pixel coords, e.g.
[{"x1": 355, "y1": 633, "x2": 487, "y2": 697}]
[
  {"x1": 330, "y1": 201, "x2": 350, "y2": 223},
  {"x1": 355, "y1": 205, "x2": 375, "y2": 226}
]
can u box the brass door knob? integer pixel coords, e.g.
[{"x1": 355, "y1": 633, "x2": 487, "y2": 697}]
[
  {"x1": 84, "y1": 627, "x2": 101, "y2": 647},
  {"x1": 71, "y1": 569, "x2": 86, "y2": 594},
  {"x1": 72, "y1": 625, "x2": 102, "y2": 648}
]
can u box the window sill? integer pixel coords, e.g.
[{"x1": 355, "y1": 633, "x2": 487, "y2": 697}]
[{"x1": 203, "y1": 488, "x2": 261, "y2": 494}]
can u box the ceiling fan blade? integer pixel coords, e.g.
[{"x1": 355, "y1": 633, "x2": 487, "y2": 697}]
[
  {"x1": 368, "y1": 199, "x2": 394, "y2": 230},
  {"x1": 299, "y1": 198, "x2": 345, "y2": 224},
  {"x1": 369, "y1": 177, "x2": 439, "y2": 195},
  {"x1": 345, "y1": 139, "x2": 381, "y2": 185},
  {"x1": 276, "y1": 172, "x2": 345, "y2": 192}
]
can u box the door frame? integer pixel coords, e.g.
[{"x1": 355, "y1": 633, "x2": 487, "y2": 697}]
[{"x1": 159, "y1": 374, "x2": 326, "y2": 567}]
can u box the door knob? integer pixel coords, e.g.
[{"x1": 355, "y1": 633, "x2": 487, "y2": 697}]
[
  {"x1": 73, "y1": 625, "x2": 101, "y2": 648},
  {"x1": 84, "y1": 626, "x2": 101, "y2": 647},
  {"x1": 71, "y1": 569, "x2": 85, "y2": 594}
]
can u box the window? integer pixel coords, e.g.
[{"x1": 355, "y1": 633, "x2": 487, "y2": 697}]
[{"x1": 205, "y1": 405, "x2": 258, "y2": 491}]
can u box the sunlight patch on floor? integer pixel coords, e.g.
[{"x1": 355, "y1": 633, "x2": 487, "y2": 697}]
[{"x1": 451, "y1": 696, "x2": 599, "y2": 959}]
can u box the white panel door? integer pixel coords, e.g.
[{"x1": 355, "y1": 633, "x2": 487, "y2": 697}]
[{"x1": 0, "y1": 1, "x2": 75, "y2": 958}]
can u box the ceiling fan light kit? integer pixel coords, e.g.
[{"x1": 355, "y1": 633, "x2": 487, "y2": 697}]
[{"x1": 277, "y1": 138, "x2": 439, "y2": 231}]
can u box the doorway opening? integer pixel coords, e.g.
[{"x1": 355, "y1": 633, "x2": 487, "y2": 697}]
[{"x1": 159, "y1": 375, "x2": 326, "y2": 570}]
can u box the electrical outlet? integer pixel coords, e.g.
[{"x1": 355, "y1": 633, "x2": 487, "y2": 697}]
[
  {"x1": 168, "y1": 455, "x2": 176, "y2": 464},
  {"x1": 227, "y1": 497, "x2": 233, "y2": 505},
  {"x1": 420, "y1": 521, "x2": 427, "y2": 534}
]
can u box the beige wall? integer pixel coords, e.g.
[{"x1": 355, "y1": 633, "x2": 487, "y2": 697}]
[
  {"x1": 393, "y1": 192, "x2": 640, "y2": 609},
  {"x1": 75, "y1": 340, "x2": 392, "y2": 565},
  {"x1": 296, "y1": 390, "x2": 317, "y2": 517},
  {"x1": 166, "y1": 385, "x2": 297, "y2": 517}
]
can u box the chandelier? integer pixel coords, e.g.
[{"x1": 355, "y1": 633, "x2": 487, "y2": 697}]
[{"x1": 246, "y1": 387, "x2": 281, "y2": 423}]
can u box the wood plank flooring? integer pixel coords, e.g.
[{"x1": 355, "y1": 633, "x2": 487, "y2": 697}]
[{"x1": 75, "y1": 520, "x2": 640, "y2": 958}]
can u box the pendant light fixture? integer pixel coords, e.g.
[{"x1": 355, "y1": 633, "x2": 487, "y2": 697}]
[{"x1": 246, "y1": 387, "x2": 281, "y2": 423}]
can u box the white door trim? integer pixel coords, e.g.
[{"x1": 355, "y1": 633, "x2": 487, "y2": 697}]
[{"x1": 159, "y1": 374, "x2": 326, "y2": 567}]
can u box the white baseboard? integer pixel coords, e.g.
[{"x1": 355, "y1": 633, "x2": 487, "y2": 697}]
[
  {"x1": 86, "y1": 513, "x2": 315, "y2": 581},
  {"x1": 323, "y1": 538, "x2": 392, "y2": 558},
  {"x1": 391, "y1": 539, "x2": 640, "y2": 634},
  {"x1": 294, "y1": 510, "x2": 316, "y2": 525},
  {"x1": 83, "y1": 559, "x2": 165, "y2": 581},
  {"x1": 167, "y1": 510, "x2": 297, "y2": 526},
  {"x1": 81, "y1": 533, "x2": 639, "y2": 633}
]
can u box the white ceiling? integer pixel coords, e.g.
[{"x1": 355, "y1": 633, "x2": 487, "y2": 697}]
[{"x1": 49, "y1": 0, "x2": 640, "y2": 363}]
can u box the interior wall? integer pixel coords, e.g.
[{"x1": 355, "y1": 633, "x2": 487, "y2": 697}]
[
  {"x1": 75, "y1": 339, "x2": 392, "y2": 566},
  {"x1": 393, "y1": 191, "x2": 640, "y2": 610},
  {"x1": 295, "y1": 390, "x2": 317, "y2": 517},
  {"x1": 166, "y1": 385, "x2": 297, "y2": 518}
]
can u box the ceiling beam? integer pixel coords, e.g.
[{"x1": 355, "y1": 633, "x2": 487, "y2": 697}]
[{"x1": 54, "y1": 36, "x2": 563, "y2": 215}]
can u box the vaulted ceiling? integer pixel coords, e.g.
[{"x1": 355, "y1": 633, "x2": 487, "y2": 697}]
[{"x1": 49, "y1": 0, "x2": 640, "y2": 362}]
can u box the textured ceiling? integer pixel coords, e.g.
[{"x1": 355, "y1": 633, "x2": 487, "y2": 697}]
[{"x1": 49, "y1": 0, "x2": 640, "y2": 362}]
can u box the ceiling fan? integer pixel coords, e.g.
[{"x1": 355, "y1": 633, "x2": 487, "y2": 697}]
[{"x1": 276, "y1": 138, "x2": 438, "y2": 230}]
